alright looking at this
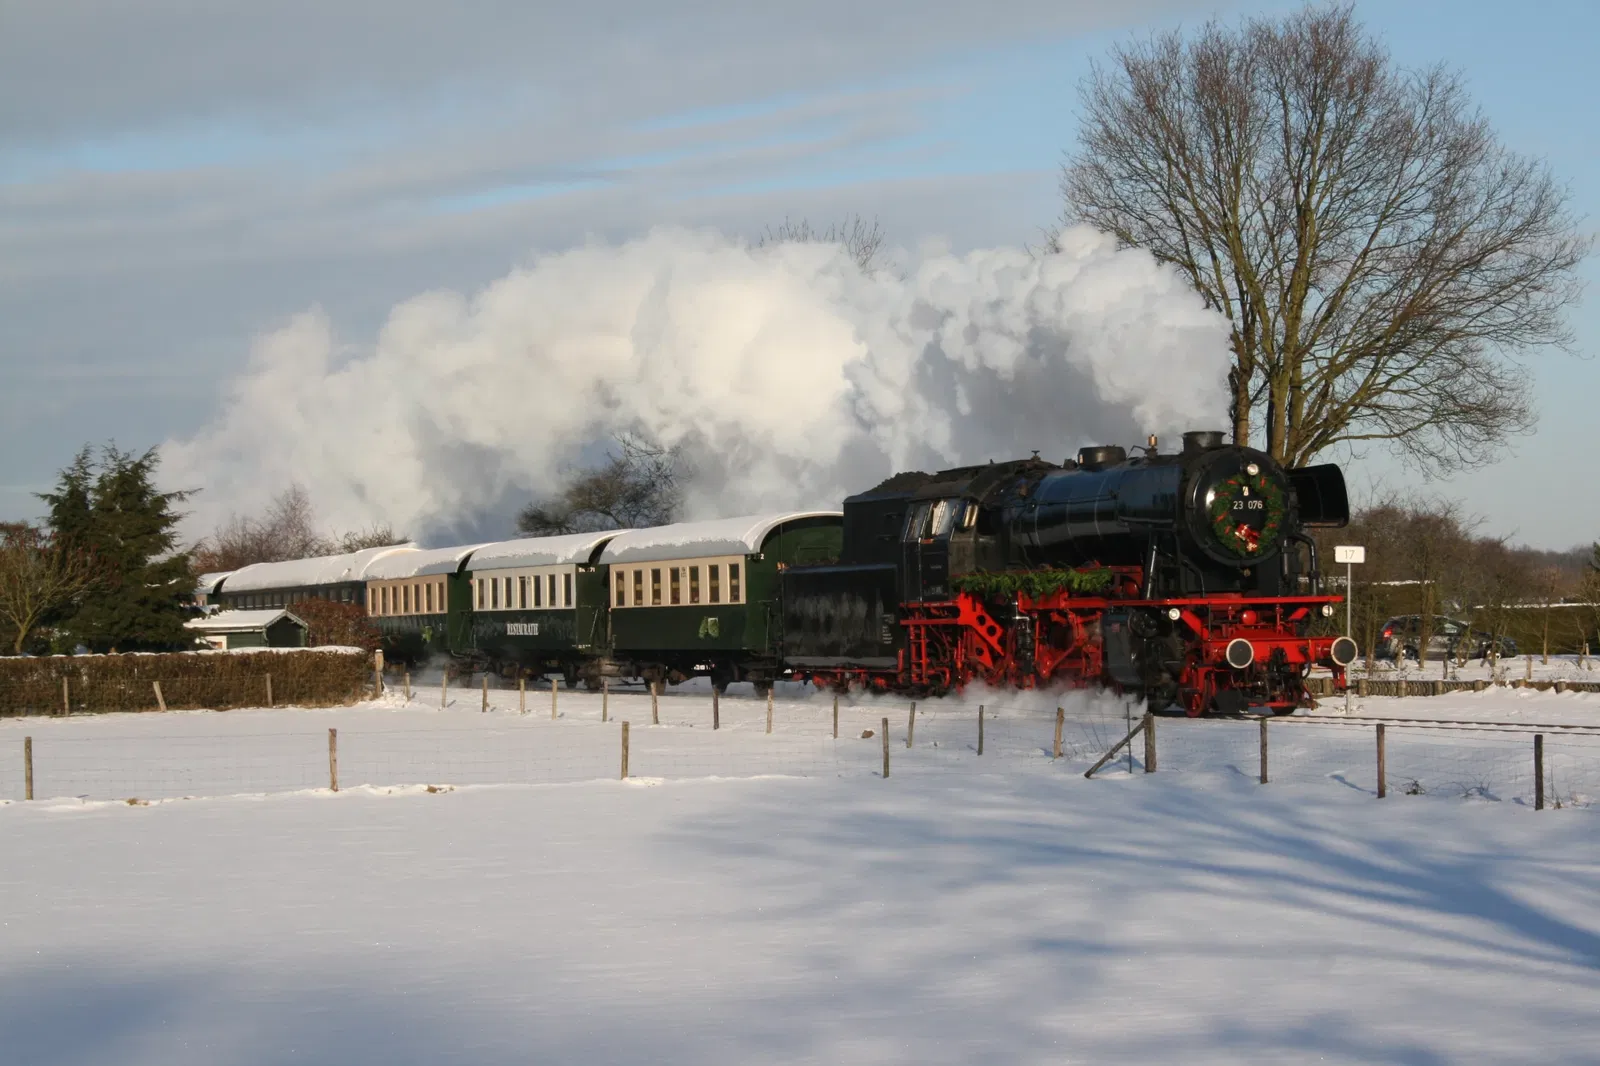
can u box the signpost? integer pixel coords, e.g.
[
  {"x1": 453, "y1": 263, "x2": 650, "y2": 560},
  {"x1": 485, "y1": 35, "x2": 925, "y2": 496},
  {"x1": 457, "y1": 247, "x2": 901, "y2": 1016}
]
[{"x1": 1334, "y1": 545, "x2": 1366, "y2": 712}]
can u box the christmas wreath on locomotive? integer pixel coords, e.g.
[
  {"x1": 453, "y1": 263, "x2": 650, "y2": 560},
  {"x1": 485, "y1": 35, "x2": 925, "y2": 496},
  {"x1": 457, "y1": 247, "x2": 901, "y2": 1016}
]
[{"x1": 781, "y1": 429, "x2": 1357, "y2": 715}]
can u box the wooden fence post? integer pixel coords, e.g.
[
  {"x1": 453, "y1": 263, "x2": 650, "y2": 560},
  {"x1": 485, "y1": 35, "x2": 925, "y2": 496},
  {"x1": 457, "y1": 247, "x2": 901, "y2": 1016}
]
[
  {"x1": 1526, "y1": 654, "x2": 1534, "y2": 683},
  {"x1": 713, "y1": 688, "x2": 720, "y2": 731},
  {"x1": 328, "y1": 728, "x2": 339, "y2": 792},
  {"x1": 519, "y1": 676, "x2": 526, "y2": 715},
  {"x1": 882, "y1": 717, "x2": 890, "y2": 778},
  {"x1": 1534, "y1": 733, "x2": 1545, "y2": 811},
  {"x1": 152, "y1": 681, "x2": 167, "y2": 713},
  {"x1": 24, "y1": 736, "x2": 33, "y2": 801},
  {"x1": 266, "y1": 673, "x2": 273, "y2": 708},
  {"x1": 765, "y1": 686, "x2": 774, "y2": 735},
  {"x1": 1357, "y1": 678, "x2": 1369, "y2": 698},
  {"x1": 404, "y1": 672, "x2": 412, "y2": 701},
  {"x1": 481, "y1": 675, "x2": 488, "y2": 713},
  {"x1": 440, "y1": 672, "x2": 447, "y2": 710},
  {"x1": 832, "y1": 695, "x2": 839, "y2": 739},
  {"x1": 1259, "y1": 717, "x2": 1269, "y2": 784},
  {"x1": 650, "y1": 681, "x2": 658, "y2": 726},
  {"x1": 1376, "y1": 724, "x2": 1387, "y2": 798},
  {"x1": 61, "y1": 676, "x2": 69, "y2": 716},
  {"x1": 373, "y1": 650, "x2": 384, "y2": 696},
  {"x1": 601, "y1": 681, "x2": 608, "y2": 723},
  {"x1": 1143, "y1": 712, "x2": 1156, "y2": 773},
  {"x1": 908, "y1": 702, "x2": 917, "y2": 749},
  {"x1": 621, "y1": 721, "x2": 630, "y2": 780},
  {"x1": 976, "y1": 704, "x2": 985, "y2": 755},
  {"x1": 1053, "y1": 707, "x2": 1064, "y2": 759},
  {"x1": 550, "y1": 678, "x2": 558, "y2": 720}
]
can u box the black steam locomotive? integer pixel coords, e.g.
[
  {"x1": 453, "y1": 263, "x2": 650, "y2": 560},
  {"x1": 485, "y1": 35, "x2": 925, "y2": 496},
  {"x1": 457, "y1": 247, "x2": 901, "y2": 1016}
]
[{"x1": 782, "y1": 430, "x2": 1356, "y2": 715}]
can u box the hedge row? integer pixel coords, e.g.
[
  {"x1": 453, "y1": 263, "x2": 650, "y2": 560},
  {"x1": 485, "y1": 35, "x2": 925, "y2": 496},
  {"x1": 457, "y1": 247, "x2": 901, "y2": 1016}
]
[{"x1": 0, "y1": 648, "x2": 371, "y2": 716}]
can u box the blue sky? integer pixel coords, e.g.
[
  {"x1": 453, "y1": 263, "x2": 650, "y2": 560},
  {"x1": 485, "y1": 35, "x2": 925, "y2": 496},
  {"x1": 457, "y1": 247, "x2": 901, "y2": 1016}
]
[{"x1": 1, "y1": 0, "x2": 1595, "y2": 547}]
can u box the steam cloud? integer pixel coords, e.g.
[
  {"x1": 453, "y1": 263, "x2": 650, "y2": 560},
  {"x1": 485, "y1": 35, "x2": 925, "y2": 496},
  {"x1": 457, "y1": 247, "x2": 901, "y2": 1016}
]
[{"x1": 162, "y1": 226, "x2": 1232, "y2": 542}]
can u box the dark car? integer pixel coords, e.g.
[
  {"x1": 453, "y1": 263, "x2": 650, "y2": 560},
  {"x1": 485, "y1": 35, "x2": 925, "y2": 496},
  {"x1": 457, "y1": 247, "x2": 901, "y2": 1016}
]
[{"x1": 1375, "y1": 614, "x2": 1517, "y2": 662}]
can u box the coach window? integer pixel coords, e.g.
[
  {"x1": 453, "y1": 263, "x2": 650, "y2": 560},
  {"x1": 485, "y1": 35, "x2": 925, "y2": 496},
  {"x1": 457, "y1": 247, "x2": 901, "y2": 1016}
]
[
  {"x1": 424, "y1": 583, "x2": 433, "y2": 613},
  {"x1": 402, "y1": 585, "x2": 410, "y2": 613},
  {"x1": 669, "y1": 567, "x2": 681, "y2": 605},
  {"x1": 614, "y1": 571, "x2": 625, "y2": 606},
  {"x1": 474, "y1": 580, "x2": 482, "y2": 609},
  {"x1": 563, "y1": 573, "x2": 572, "y2": 607},
  {"x1": 689, "y1": 565, "x2": 700, "y2": 604},
  {"x1": 709, "y1": 564, "x2": 721, "y2": 604},
  {"x1": 381, "y1": 586, "x2": 390, "y2": 615},
  {"x1": 515, "y1": 575, "x2": 524, "y2": 609},
  {"x1": 729, "y1": 563, "x2": 741, "y2": 604},
  {"x1": 413, "y1": 584, "x2": 421, "y2": 612},
  {"x1": 632, "y1": 569, "x2": 643, "y2": 606},
  {"x1": 650, "y1": 568, "x2": 662, "y2": 606},
  {"x1": 489, "y1": 577, "x2": 498, "y2": 610},
  {"x1": 367, "y1": 588, "x2": 375, "y2": 615}
]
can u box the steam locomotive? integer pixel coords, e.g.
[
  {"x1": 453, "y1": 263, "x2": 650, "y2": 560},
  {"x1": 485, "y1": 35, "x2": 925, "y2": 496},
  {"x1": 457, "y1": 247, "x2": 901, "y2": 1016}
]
[{"x1": 781, "y1": 430, "x2": 1356, "y2": 715}]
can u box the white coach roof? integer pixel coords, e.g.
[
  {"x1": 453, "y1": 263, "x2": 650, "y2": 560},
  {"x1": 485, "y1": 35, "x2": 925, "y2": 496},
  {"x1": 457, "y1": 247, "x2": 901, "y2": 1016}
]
[
  {"x1": 194, "y1": 571, "x2": 233, "y2": 596},
  {"x1": 598, "y1": 512, "x2": 842, "y2": 565},
  {"x1": 364, "y1": 543, "x2": 487, "y2": 580},
  {"x1": 469, "y1": 530, "x2": 626, "y2": 570},
  {"x1": 220, "y1": 544, "x2": 417, "y2": 593}
]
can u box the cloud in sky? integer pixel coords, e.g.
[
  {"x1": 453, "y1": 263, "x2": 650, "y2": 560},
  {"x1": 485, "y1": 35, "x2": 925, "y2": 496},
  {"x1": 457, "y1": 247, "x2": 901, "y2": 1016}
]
[{"x1": 160, "y1": 225, "x2": 1231, "y2": 540}]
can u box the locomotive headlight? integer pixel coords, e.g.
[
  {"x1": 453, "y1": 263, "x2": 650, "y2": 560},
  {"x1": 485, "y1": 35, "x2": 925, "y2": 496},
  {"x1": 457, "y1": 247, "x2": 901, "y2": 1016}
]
[
  {"x1": 1166, "y1": 607, "x2": 1181, "y2": 621},
  {"x1": 1321, "y1": 604, "x2": 1335, "y2": 617},
  {"x1": 1246, "y1": 463, "x2": 1260, "y2": 476}
]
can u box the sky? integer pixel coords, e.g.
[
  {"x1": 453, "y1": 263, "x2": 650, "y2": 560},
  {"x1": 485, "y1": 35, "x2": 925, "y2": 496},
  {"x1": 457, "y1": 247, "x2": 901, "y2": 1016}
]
[{"x1": 2, "y1": 0, "x2": 1596, "y2": 548}]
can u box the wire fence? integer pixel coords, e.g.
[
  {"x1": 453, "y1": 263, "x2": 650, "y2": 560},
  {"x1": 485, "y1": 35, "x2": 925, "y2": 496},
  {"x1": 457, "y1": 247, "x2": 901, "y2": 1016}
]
[
  {"x1": 1, "y1": 684, "x2": 1596, "y2": 811},
  {"x1": 1140, "y1": 715, "x2": 1600, "y2": 809}
]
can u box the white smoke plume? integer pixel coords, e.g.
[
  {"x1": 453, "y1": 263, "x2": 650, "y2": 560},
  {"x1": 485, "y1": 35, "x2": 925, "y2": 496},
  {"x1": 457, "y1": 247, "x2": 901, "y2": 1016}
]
[{"x1": 162, "y1": 226, "x2": 1232, "y2": 542}]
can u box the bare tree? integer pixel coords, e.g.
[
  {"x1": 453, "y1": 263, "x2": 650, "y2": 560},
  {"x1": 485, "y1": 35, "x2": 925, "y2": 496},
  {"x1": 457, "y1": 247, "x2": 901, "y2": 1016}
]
[
  {"x1": 1057, "y1": 5, "x2": 1589, "y2": 473},
  {"x1": 517, "y1": 434, "x2": 685, "y2": 536},
  {"x1": 336, "y1": 525, "x2": 409, "y2": 553},
  {"x1": 192, "y1": 485, "x2": 406, "y2": 572},
  {"x1": 0, "y1": 524, "x2": 95, "y2": 655},
  {"x1": 759, "y1": 215, "x2": 888, "y2": 275}
]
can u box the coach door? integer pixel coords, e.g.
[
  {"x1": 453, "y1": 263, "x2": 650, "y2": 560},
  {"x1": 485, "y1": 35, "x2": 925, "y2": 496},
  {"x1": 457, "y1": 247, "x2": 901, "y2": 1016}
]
[{"x1": 902, "y1": 499, "x2": 956, "y2": 603}]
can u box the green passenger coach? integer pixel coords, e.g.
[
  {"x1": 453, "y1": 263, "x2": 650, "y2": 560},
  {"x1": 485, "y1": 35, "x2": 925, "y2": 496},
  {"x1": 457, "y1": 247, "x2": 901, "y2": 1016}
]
[
  {"x1": 601, "y1": 511, "x2": 843, "y2": 692},
  {"x1": 364, "y1": 543, "x2": 486, "y2": 663},
  {"x1": 464, "y1": 530, "x2": 624, "y2": 686}
]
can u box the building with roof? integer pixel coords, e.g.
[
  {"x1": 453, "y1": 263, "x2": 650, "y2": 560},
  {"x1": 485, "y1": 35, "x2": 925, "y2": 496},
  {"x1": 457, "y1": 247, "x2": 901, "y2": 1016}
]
[{"x1": 185, "y1": 609, "x2": 309, "y2": 650}]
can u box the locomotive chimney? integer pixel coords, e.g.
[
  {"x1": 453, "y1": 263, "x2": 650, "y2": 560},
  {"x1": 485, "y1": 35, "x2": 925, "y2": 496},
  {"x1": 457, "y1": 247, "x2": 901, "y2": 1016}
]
[{"x1": 1182, "y1": 430, "x2": 1226, "y2": 454}]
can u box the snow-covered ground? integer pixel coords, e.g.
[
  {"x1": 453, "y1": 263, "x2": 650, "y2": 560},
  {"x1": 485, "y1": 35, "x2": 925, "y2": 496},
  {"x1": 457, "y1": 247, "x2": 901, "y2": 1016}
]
[{"x1": 3, "y1": 684, "x2": 1599, "y2": 1064}]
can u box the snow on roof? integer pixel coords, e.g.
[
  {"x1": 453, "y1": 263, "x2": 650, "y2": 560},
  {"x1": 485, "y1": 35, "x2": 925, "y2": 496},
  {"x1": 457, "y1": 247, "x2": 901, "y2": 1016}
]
[
  {"x1": 469, "y1": 530, "x2": 626, "y2": 571},
  {"x1": 219, "y1": 544, "x2": 418, "y2": 593},
  {"x1": 195, "y1": 571, "x2": 233, "y2": 595},
  {"x1": 184, "y1": 609, "x2": 307, "y2": 633},
  {"x1": 598, "y1": 512, "x2": 842, "y2": 565},
  {"x1": 364, "y1": 543, "x2": 488, "y2": 580}
]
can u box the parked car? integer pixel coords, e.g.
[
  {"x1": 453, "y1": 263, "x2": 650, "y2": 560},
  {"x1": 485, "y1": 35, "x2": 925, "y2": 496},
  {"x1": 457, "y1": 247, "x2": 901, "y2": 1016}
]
[{"x1": 1375, "y1": 615, "x2": 1518, "y2": 662}]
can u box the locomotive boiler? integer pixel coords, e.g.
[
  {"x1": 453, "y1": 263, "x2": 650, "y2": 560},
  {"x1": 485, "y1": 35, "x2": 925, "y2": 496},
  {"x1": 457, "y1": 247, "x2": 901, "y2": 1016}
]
[{"x1": 782, "y1": 430, "x2": 1358, "y2": 715}]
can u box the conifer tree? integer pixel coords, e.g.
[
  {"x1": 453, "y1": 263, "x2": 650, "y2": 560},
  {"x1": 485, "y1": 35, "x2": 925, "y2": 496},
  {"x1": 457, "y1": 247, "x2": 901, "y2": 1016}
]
[{"x1": 39, "y1": 445, "x2": 195, "y2": 652}]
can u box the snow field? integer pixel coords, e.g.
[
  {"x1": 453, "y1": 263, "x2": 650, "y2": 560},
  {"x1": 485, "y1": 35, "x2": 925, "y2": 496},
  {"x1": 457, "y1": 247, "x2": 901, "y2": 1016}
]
[{"x1": 3, "y1": 765, "x2": 1599, "y2": 1065}]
